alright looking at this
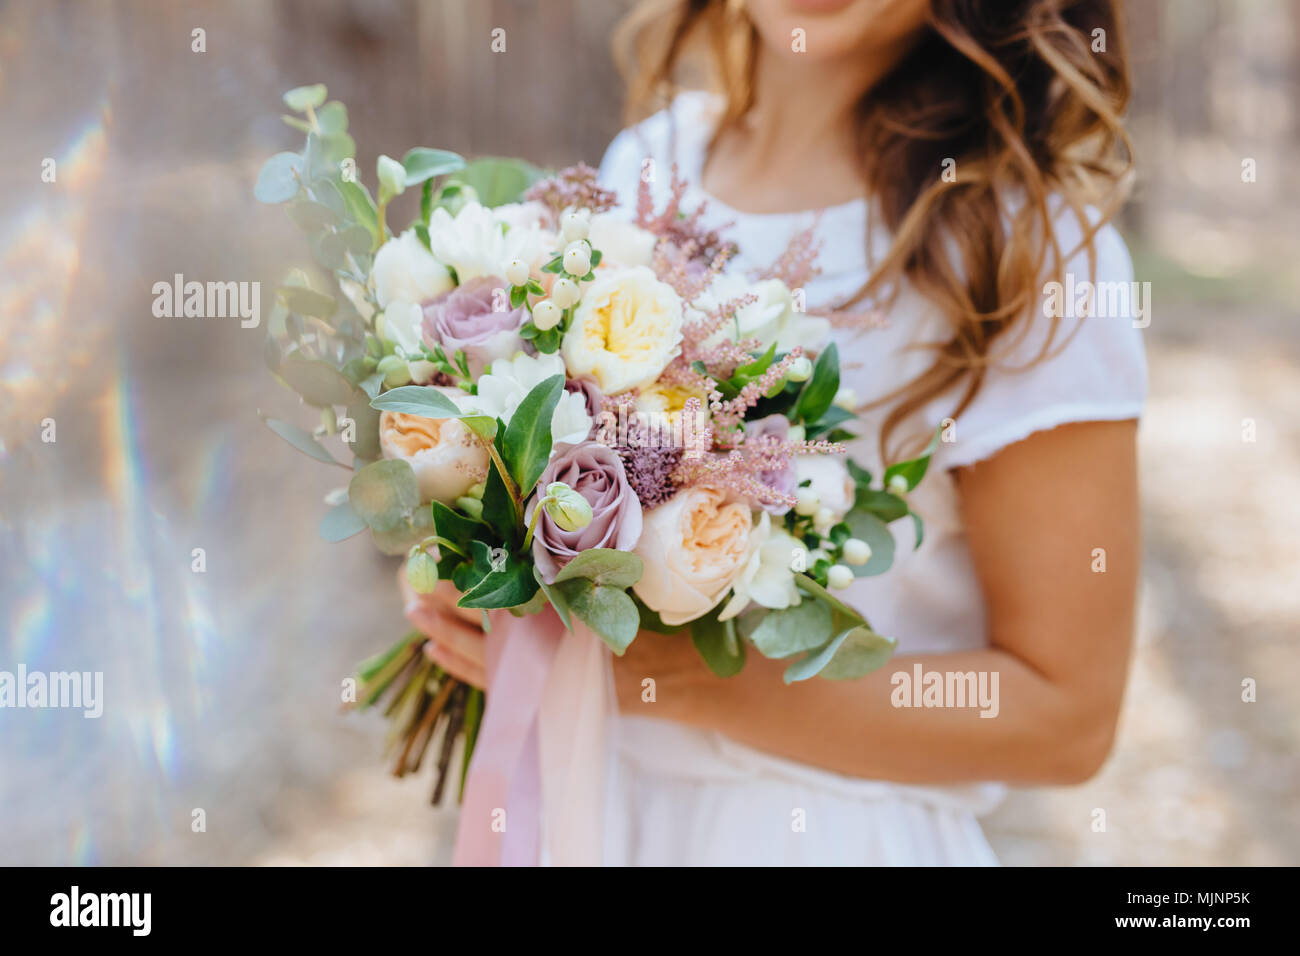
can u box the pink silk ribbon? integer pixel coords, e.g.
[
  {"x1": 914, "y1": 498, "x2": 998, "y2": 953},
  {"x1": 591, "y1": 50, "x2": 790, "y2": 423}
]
[{"x1": 453, "y1": 607, "x2": 613, "y2": 866}]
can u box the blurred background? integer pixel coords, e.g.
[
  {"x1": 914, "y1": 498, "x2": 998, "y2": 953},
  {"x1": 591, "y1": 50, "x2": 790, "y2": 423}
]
[{"x1": 0, "y1": 0, "x2": 1296, "y2": 866}]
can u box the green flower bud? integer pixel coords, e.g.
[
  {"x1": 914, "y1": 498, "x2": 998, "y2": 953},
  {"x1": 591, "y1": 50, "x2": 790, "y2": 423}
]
[
  {"x1": 455, "y1": 496, "x2": 484, "y2": 519},
  {"x1": 377, "y1": 354, "x2": 411, "y2": 388},
  {"x1": 377, "y1": 154, "x2": 407, "y2": 203},
  {"x1": 542, "y1": 481, "x2": 593, "y2": 532},
  {"x1": 405, "y1": 548, "x2": 439, "y2": 594}
]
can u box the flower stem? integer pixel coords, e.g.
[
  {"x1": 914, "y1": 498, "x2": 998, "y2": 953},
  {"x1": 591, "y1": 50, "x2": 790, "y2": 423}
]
[{"x1": 522, "y1": 495, "x2": 555, "y2": 552}]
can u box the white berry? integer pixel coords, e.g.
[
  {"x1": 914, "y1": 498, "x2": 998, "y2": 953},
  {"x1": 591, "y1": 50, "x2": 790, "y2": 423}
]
[{"x1": 532, "y1": 299, "x2": 561, "y2": 331}]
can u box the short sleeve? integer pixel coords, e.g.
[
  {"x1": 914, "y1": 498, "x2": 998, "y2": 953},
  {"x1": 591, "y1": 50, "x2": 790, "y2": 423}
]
[
  {"x1": 597, "y1": 91, "x2": 717, "y2": 213},
  {"x1": 929, "y1": 204, "x2": 1148, "y2": 469}
]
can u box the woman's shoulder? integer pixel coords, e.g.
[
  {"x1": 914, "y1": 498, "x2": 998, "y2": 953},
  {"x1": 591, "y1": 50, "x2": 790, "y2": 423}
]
[{"x1": 598, "y1": 90, "x2": 721, "y2": 198}]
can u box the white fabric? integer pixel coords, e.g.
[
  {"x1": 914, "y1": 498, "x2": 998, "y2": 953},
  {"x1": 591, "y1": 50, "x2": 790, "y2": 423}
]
[{"x1": 596, "y1": 91, "x2": 1148, "y2": 866}]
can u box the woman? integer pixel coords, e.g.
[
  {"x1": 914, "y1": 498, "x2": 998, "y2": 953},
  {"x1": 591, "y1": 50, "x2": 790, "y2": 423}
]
[{"x1": 412, "y1": 0, "x2": 1143, "y2": 865}]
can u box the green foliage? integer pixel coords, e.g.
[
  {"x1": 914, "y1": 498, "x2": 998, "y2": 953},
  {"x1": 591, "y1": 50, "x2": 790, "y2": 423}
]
[
  {"x1": 500, "y1": 375, "x2": 562, "y2": 497},
  {"x1": 793, "y1": 342, "x2": 840, "y2": 424},
  {"x1": 445, "y1": 156, "x2": 544, "y2": 207},
  {"x1": 552, "y1": 549, "x2": 644, "y2": 589},
  {"x1": 690, "y1": 609, "x2": 746, "y2": 678},
  {"x1": 348, "y1": 460, "x2": 420, "y2": 534}
]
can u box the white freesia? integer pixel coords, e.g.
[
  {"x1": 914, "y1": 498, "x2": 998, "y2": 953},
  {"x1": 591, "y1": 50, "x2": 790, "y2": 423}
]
[
  {"x1": 794, "y1": 455, "x2": 856, "y2": 520},
  {"x1": 718, "y1": 513, "x2": 804, "y2": 620},
  {"x1": 470, "y1": 351, "x2": 592, "y2": 447},
  {"x1": 695, "y1": 274, "x2": 830, "y2": 352},
  {"x1": 371, "y1": 229, "x2": 453, "y2": 309},
  {"x1": 380, "y1": 301, "x2": 437, "y2": 383},
  {"x1": 562, "y1": 266, "x2": 684, "y2": 395},
  {"x1": 427, "y1": 201, "x2": 545, "y2": 282},
  {"x1": 587, "y1": 213, "x2": 657, "y2": 268}
]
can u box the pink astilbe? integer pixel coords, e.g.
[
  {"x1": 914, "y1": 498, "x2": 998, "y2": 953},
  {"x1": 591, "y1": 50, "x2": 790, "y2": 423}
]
[
  {"x1": 636, "y1": 163, "x2": 736, "y2": 264},
  {"x1": 524, "y1": 163, "x2": 618, "y2": 218},
  {"x1": 754, "y1": 215, "x2": 824, "y2": 290},
  {"x1": 709, "y1": 348, "x2": 804, "y2": 430},
  {"x1": 674, "y1": 450, "x2": 798, "y2": 511}
]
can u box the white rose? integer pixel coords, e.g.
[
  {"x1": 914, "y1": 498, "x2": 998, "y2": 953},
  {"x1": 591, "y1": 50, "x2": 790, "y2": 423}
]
[
  {"x1": 717, "y1": 512, "x2": 803, "y2": 620},
  {"x1": 794, "y1": 455, "x2": 855, "y2": 520},
  {"x1": 587, "y1": 213, "x2": 657, "y2": 269},
  {"x1": 632, "y1": 486, "x2": 755, "y2": 626},
  {"x1": 427, "y1": 201, "x2": 545, "y2": 282},
  {"x1": 469, "y1": 351, "x2": 592, "y2": 447},
  {"x1": 379, "y1": 387, "x2": 489, "y2": 505},
  {"x1": 696, "y1": 274, "x2": 830, "y2": 352},
  {"x1": 562, "y1": 266, "x2": 684, "y2": 395},
  {"x1": 371, "y1": 229, "x2": 453, "y2": 310}
]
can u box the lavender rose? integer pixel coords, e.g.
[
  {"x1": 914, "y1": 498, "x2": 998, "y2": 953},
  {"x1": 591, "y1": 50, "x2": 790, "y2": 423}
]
[
  {"x1": 422, "y1": 275, "x2": 526, "y2": 376},
  {"x1": 745, "y1": 414, "x2": 797, "y2": 514},
  {"x1": 526, "y1": 441, "x2": 643, "y2": 584}
]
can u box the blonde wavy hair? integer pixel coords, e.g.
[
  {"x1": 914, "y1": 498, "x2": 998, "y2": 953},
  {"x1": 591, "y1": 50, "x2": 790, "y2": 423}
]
[{"x1": 615, "y1": 0, "x2": 1134, "y2": 460}]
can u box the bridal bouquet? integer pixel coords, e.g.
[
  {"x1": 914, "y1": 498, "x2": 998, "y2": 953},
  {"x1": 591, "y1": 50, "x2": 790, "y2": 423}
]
[{"x1": 257, "y1": 85, "x2": 935, "y2": 812}]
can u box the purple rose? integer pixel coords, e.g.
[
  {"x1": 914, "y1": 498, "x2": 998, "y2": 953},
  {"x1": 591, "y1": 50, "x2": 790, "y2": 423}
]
[
  {"x1": 745, "y1": 414, "x2": 796, "y2": 515},
  {"x1": 526, "y1": 441, "x2": 643, "y2": 584},
  {"x1": 564, "y1": 378, "x2": 604, "y2": 437},
  {"x1": 422, "y1": 276, "x2": 526, "y2": 376}
]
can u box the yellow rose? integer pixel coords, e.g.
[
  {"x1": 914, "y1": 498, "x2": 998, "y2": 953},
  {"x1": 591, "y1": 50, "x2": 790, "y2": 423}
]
[
  {"x1": 378, "y1": 387, "x2": 489, "y2": 505},
  {"x1": 632, "y1": 486, "x2": 757, "y2": 625},
  {"x1": 561, "y1": 266, "x2": 683, "y2": 395}
]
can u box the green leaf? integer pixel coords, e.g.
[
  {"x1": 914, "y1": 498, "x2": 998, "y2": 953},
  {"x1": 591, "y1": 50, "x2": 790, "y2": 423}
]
[
  {"x1": 909, "y1": 511, "x2": 925, "y2": 550},
  {"x1": 338, "y1": 179, "x2": 378, "y2": 238},
  {"x1": 804, "y1": 404, "x2": 857, "y2": 439},
  {"x1": 478, "y1": 451, "x2": 518, "y2": 541},
  {"x1": 278, "y1": 285, "x2": 337, "y2": 319},
  {"x1": 279, "y1": 357, "x2": 364, "y2": 407},
  {"x1": 819, "y1": 625, "x2": 896, "y2": 680},
  {"x1": 883, "y1": 425, "x2": 941, "y2": 493},
  {"x1": 793, "y1": 342, "x2": 840, "y2": 425},
  {"x1": 403, "y1": 147, "x2": 466, "y2": 186},
  {"x1": 348, "y1": 459, "x2": 420, "y2": 533},
  {"x1": 370, "y1": 504, "x2": 436, "y2": 556},
  {"x1": 254, "y1": 152, "x2": 302, "y2": 204},
  {"x1": 843, "y1": 509, "x2": 896, "y2": 577},
  {"x1": 559, "y1": 579, "x2": 639, "y2": 655},
  {"x1": 370, "y1": 384, "x2": 463, "y2": 418},
  {"x1": 447, "y1": 156, "x2": 544, "y2": 208},
  {"x1": 458, "y1": 545, "x2": 539, "y2": 610},
  {"x1": 691, "y1": 611, "x2": 746, "y2": 678},
  {"x1": 283, "y1": 84, "x2": 327, "y2": 111},
  {"x1": 793, "y1": 573, "x2": 868, "y2": 627},
  {"x1": 855, "y1": 489, "x2": 908, "y2": 523},
  {"x1": 501, "y1": 374, "x2": 563, "y2": 496},
  {"x1": 535, "y1": 566, "x2": 573, "y2": 631},
  {"x1": 316, "y1": 100, "x2": 347, "y2": 136},
  {"x1": 634, "y1": 596, "x2": 685, "y2": 634},
  {"x1": 552, "y1": 549, "x2": 644, "y2": 589},
  {"x1": 431, "y1": 500, "x2": 481, "y2": 548},
  {"x1": 320, "y1": 500, "x2": 367, "y2": 542},
  {"x1": 287, "y1": 199, "x2": 342, "y2": 232},
  {"x1": 343, "y1": 399, "x2": 381, "y2": 461},
  {"x1": 747, "y1": 599, "x2": 834, "y2": 659},
  {"x1": 263, "y1": 416, "x2": 343, "y2": 466}
]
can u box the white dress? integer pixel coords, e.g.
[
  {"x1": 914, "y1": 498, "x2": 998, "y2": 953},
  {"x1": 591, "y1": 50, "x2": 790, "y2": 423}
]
[{"x1": 595, "y1": 92, "x2": 1148, "y2": 866}]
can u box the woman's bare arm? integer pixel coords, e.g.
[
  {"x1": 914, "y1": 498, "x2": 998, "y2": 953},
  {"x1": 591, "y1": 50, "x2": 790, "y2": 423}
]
[{"x1": 612, "y1": 419, "x2": 1140, "y2": 786}]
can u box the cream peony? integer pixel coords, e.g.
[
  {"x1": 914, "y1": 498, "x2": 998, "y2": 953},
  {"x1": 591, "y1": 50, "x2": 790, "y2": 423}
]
[
  {"x1": 427, "y1": 201, "x2": 545, "y2": 282},
  {"x1": 371, "y1": 229, "x2": 453, "y2": 310},
  {"x1": 469, "y1": 351, "x2": 592, "y2": 447},
  {"x1": 794, "y1": 455, "x2": 856, "y2": 520},
  {"x1": 562, "y1": 266, "x2": 683, "y2": 395},
  {"x1": 695, "y1": 274, "x2": 830, "y2": 352},
  {"x1": 717, "y1": 512, "x2": 803, "y2": 620},
  {"x1": 632, "y1": 486, "x2": 755, "y2": 626},
  {"x1": 378, "y1": 387, "x2": 489, "y2": 505},
  {"x1": 587, "y1": 213, "x2": 657, "y2": 269}
]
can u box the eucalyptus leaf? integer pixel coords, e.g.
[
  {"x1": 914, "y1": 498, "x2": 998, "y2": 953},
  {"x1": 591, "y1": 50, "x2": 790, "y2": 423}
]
[
  {"x1": 446, "y1": 156, "x2": 543, "y2": 208},
  {"x1": 283, "y1": 84, "x2": 327, "y2": 112},
  {"x1": 278, "y1": 285, "x2": 337, "y2": 319},
  {"x1": 319, "y1": 500, "x2": 367, "y2": 542},
  {"x1": 263, "y1": 416, "x2": 343, "y2": 466},
  {"x1": 403, "y1": 147, "x2": 466, "y2": 186},
  {"x1": 535, "y1": 566, "x2": 573, "y2": 631},
  {"x1": 843, "y1": 508, "x2": 896, "y2": 577},
  {"x1": 552, "y1": 548, "x2": 644, "y2": 589},
  {"x1": 348, "y1": 459, "x2": 420, "y2": 533},
  {"x1": 559, "y1": 580, "x2": 639, "y2": 655},
  {"x1": 817, "y1": 625, "x2": 897, "y2": 680},
  {"x1": 747, "y1": 599, "x2": 834, "y2": 659},
  {"x1": 254, "y1": 152, "x2": 302, "y2": 204},
  {"x1": 343, "y1": 399, "x2": 381, "y2": 460},
  {"x1": 855, "y1": 489, "x2": 908, "y2": 523},
  {"x1": 287, "y1": 199, "x2": 343, "y2": 232},
  {"x1": 279, "y1": 357, "x2": 364, "y2": 407},
  {"x1": 316, "y1": 100, "x2": 348, "y2": 135},
  {"x1": 370, "y1": 384, "x2": 463, "y2": 418}
]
